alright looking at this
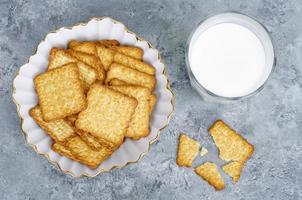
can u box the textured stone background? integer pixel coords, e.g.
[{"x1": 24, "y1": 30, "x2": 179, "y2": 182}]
[{"x1": 1, "y1": 0, "x2": 302, "y2": 199}]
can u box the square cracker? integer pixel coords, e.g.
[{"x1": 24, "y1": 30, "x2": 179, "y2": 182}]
[
  {"x1": 34, "y1": 63, "x2": 86, "y2": 121},
  {"x1": 68, "y1": 40, "x2": 120, "y2": 54},
  {"x1": 109, "y1": 78, "x2": 128, "y2": 86},
  {"x1": 96, "y1": 44, "x2": 116, "y2": 71},
  {"x1": 66, "y1": 136, "x2": 113, "y2": 169},
  {"x1": 108, "y1": 78, "x2": 157, "y2": 112},
  {"x1": 96, "y1": 45, "x2": 154, "y2": 74},
  {"x1": 75, "y1": 130, "x2": 103, "y2": 150},
  {"x1": 75, "y1": 84, "x2": 137, "y2": 148},
  {"x1": 65, "y1": 115, "x2": 103, "y2": 150},
  {"x1": 48, "y1": 48, "x2": 97, "y2": 89},
  {"x1": 110, "y1": 85, "x2": 151, "y2": 140},
  {"x1": 105, "y1": 63, "x2": 156, "y2": 91},
  {"x1": 110, "y1": 45, "x2": 143, "y2": 60},
  {"x1": 52, "y1": 142, "x2": 81, "y2": 162},
  {"x1": 176, "y1": 133, "x2": 200, "y2": 167},
  {"x1": 113, "y1": 51, "x2": 155, "y2": 75},
  {"x1": 222, "y1": 161, "x2": 244, "y2": 182},
  {"x1": 195, "y1": 162, "x2": 225, "y2": 191},
  {"x1": 30, "y1": 106, "x2": 76, "y2": 142},
  {"x1": 209, "y1": 120, "x2": 254, "y2": 162},
  {"x1": 67, "y1": 49, "x2": 105, "y2": 81},
  {"x1": 150, "y1": 94, "x2": 157, "y2": 112}
]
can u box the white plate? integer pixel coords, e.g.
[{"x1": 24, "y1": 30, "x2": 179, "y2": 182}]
[{"x1": 12, "y1": 17, "x2": 174, "y2": 177}]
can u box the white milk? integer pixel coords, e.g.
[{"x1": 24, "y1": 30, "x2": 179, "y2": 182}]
[{"x1": 189, "y1": 23, "x2": 269, "y2": 98}]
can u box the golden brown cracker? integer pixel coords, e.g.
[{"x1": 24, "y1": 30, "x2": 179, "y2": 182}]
[
  {"x1": 68, "y1": 40, "x2": 82, "y2": 48},
  {"x1": 66, "y1": 136, "x2": 113, "y2": 169},
  {"x1": 109, "y1": 78, "x2": 128, "y2": 86},
  {"x1": 67, "y1": 49, "x2": 105, "y2": 81},
  {"x1": 195, "y1": 162, "x2": 225, "y2": 191},
  {"x1": 109, "y1": 79, "x2": 156, "y2": 112},
  {"x1": 110, "y1": 85, "x2": 151, "y2": 139},
  {"x1": 110, "y1": 45, "x2": 143, "y2": 60},
  {"x1": 34, "y1": 63, "x2": 86, "y2": 121},
  {"x1": 68, "y1": 41, "x2": 97, "y2": 54},
  {"x1": 209, "y1": 120, "x2": 254, "y2": 162},
  {"x1": 66, "y1": 114, "x2": 78, "y2": 125},
  {"x1": 52, "y1": 142, "x2": 81, "y2": 162},
  {"x1": 48, "y1": 48, "x2": 97, "y2": 90},
  {"x1": 75, "y1": 84, "x2": 137, "y2": 148},
  {"x1": 176, "y1": 133, "x2": 200, "y2": 167},
  {"x1": 30, "y1": 106, "x2": 76, "y2": 142},
  {"x1": 150, "y1": 95, "x2": 157, "y2": 112},
  {"x1": 48, "y1": 48, "x2": 75, "y2": 69},
  {"x1": 222, "y1": 161, "x2": 244, "y2": 182},
  {"x1": 96, "y1": 44, "x2": 116, "y2": 71},
  {"x1": 65, "y1": 115, "x2": 103, "y2": 150},
  {"x1": 106, "y1": 63, "x2": 156, "y2": 91},
  {"x1": 113, "y1": 52, "x2": 155, "y2": 75},
  {"x1": 76, "y1": 130, "x2": 102, "y2": 150},
  {"x1": 68, "y1": 40, "x2": 119, "y2": 55},
  {"x1": 99, "y1": 40, "x2": 120, "y2": 47},
  {"x1": 76, "y1": 62, "x2": 98, "y2": 90}
]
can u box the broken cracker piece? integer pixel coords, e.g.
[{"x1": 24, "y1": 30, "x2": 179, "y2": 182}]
[
  {"x1": 209, "y1": 120, "x2": 254, "y2": 162},
  {"x1": 176, "y1": 133, "x2": 200, "y2": 167},
  {"x1": 106, "y1": 63, "x2": 156, "y2": 91},
  {"x1": 66, "y1": 136, "x2": 113, "y2": 169},
  {"x1": 34, "y1": 63, "x2": 86, "y2": 121},
  {"x1": 30, "y1": 106, "x2": 76, "y2": 142},
  {"x1": 195, "y1": 162, "x2": 225, "y2": 191},
  {"x1": 222, "y1": 161, "x2": 244, "y2": 182},
  {"x1": 200, "y1": 147, "x2": 208, "y2": 157},
  {"x1": 75, "y1": 84, "x2": 137, "y2": 148}
]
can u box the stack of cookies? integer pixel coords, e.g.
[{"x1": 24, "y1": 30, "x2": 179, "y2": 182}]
[{"x1": 30, "y1": 40, "x2": 157, "y2": 169}]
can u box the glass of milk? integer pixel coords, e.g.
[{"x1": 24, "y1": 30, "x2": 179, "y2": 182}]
[{"x1": 186, "y1": 12, "x2": 275, "y2": 101}]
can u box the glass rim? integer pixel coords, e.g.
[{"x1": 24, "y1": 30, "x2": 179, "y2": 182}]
[{"x1": 185, "y1": 12, "x2": 276, "y2": 101}]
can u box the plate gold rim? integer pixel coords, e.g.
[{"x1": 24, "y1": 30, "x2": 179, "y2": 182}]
[{"x1": 11, "y1": 16, "x2": 175, "y2": 177}]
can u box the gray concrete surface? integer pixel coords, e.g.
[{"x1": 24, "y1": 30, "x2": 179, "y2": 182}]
[{"x1": 1, "y1": 0, "x2": 302, "y2": 199}]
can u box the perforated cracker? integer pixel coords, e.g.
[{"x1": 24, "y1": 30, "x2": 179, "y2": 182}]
[
  {"x1": 75, "y1": 84, "x2": 137, "y2": 148},
  {"x1": 110, "y1": 85, "x2": 151, "y2": 139},
  {"x1": 52, "y1": 142, "x2": 80, "y2": 162},
  {"x1": 67, "y1": 49, "x2": 105, "y2": 81},
  {"x1": 48, "y1": 48, "x2": 97, "y2": 89},
  {"x1": 110, "y1": 45, "x2": 143, "y2": 60},
  {"x1": 66, "y1": 136, "x2": 113, "y2": 169},
  {"x1": 34, "y1": 63, "x2": 86, "y2": 121},
  {"x1": 114, "y1": 52, "x2": 155, "y2": 75},
  {"x1": 30, "y1": 106, "x2": 76, "y2": 142},
  {"x1": 106, "y1": 63, "x2": 156, "y2": 91}
]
